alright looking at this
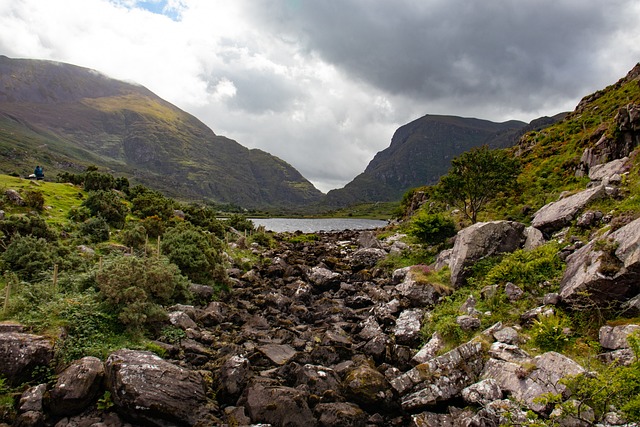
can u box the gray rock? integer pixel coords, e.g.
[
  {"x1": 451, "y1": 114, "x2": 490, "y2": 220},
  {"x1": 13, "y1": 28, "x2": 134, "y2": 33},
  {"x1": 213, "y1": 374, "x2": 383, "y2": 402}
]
[
  {"x1": 461, "y1": 379, "x2": 502, "y2": 405},
  {"x1": 357, "y1": 231, "x2": 383, "y2": 249},
  {"x1": 456, "y1": 315, "x2": 481, "y2": 331},
  {"x1": 0, "y1": 332, "x2": 53, "y2": 386},
  {"x1": 19, "y1": 384, "x2": 46, "y2": 413},
  {"x1": 343, "y1": 363, "x2": 393, "y2": 411},
  {"x1": 550, "y1": 399, "x2": 595, "y2": 427},
  {"x1": 105, "y1": 349, "x2": 209, "y2": 426},
  {"x1": 524, "y1": 226, "x2": 546, "y2": 250},
  {"x1": 394, "y1": 309, "x2": 423, "y2": 346},
  {"x1": 599, "y1": 324, "x2": 640, "y2": 350},
  {"x1": 598, "y1": 348, "x2": 636, "y2": 366},
  {"x1": 47, "y1": 356, "x2": 105, "y2": 416},
  {"x1": 543, "y1": 293, "x2": 560, "y2": 305},
  {"x1": 196, "y1": 301, "x2": 227, "y2": 326},
  {"x1": 488, "y1": 342, "x2": 531, "y2": 363},
  {"x1": 218, "y1": 355, "x2": 251, "y2": 401},
  {"x1": 589, "y1": 157, "x2": 629, "y2": 182},
  {"x1": 308, "y1": 266, "x2": 341, "y2": 290},
  {"x1": 459, "y1": 294, "x2": 477, "y2": 314},
  {"x1": 314, "y1": 402, "x2": 367, "y2": 427},
  {"x1": 5, "y1": 189, "x2": 24, "y2": 205},
  {"x1": 433, "y1": 248, "x2": 453, "y2": 270},
  {"x1": 505, "y1": 282, "x2": 524, "y2": 301},
  {"x1": 188, "y1": 283, "x2": 214, "y2": 303},
  {"x1": 482, "y1": 351, "x2": 585, "y2": 413},
  {"x1": 257, "y1": 344, "x2": 297, "y2": 365},
  {"x1": 493, "y1": 326, "x2": 520, "y2": 345},
  {"x1": 296, "y1": 364, "x2": 341, "y2": 399},
  {"x1": 532, "y1": 185, "x2": 606, "y2": 234},
  {"x1": 576, "y1": 210, "x2": 603, "y2": 228},
  {"x1": 391, "y1": 341, "x2": 484, "y2": 411},
  {"x1": 168, "y1": 311, "x2": 197, "y2": 330},
  {"x1": 239, "y1": 382, "x2": 317, "y2": 427},
  {"x1": 450, "y1": 221, "x2": 526, "y2": 288},
  {"x1": 350, "y1": 247, "x2": 387, "y2": 269},
  {"x1": 412, "y1": 332, "x2": 444, "y2": 365},
  {"x1": 395, "y1": 271, "x2": 439, "y2": 307}
]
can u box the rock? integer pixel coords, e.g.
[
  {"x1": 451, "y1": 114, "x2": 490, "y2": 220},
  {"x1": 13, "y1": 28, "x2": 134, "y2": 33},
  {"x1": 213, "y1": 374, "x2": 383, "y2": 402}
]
[
  {"x1": 395, "y1": 269, "x2": 440, "y2": 307},
  {"x1": 351, "y1": 248, "x2": 387, "y2": 270},
  {"x1": 523, "y1": 226, "x2": 546, "y2": 250},
  {"x1": 5, "y1": 189, "x2": 24, "y2": 206},
  {"x1": 589, "y1": 157, "x2": 629, "y2": 182},
  {"x1": 393, "y1": 309, "x2": 423, "y2": 346},
  {"x1": 314, "y1": 402, "x2": 367, "y2": 427},
  {"x1": 482, "y1": 351, "x2": 585, "y2": 413},
  {"x1": 257, "y1": 344, "x2": 297, "y2": 366},
  {"x1": 459, "y1": 294, "x2": 477, "y2": 315},
  {"x1": 598, "y1": 348, "x2": 636, "y2": 366},
  {"x1": 343, "y1": 363, "x2": 392, "y2": 411},
  {"x1": 560, "y1": 217, "x2": 640, "y2": 305},
  {"x1": 550, "y1": 399, "x2": 595, "y2": 427},
  {"x1": 196, "y1": 301, "x2": 227, "y2": 326},
  {"x1": 223, "y1": 406, "x2": 252, "y2": 426},
  {"x1": 599, "y1": 324, "x2": 640, "y2": 350},
  {"x1": 18, "y1": 384, "x2": 46, "y2": 414},
  {"x1": 461, "y1": 379, "x2": 502, "y2": 405},
  {"x1": 168, "y1": 311, "x2": 198, "y2": 330},
  {"x1": 391, "y1": 341, "x2": 484, "y2": 411},
  {"x1": 456, "y1": 315, "x2": 480, "y2": 331},
  {"x1": 493, "y1": 326, "x2": 520, "y2": 345},
  {"x1": 218, "y1": 355, "x2": 251, "y2": 402},
  {"x1": 543, "y1": 293, "x2": 560, "y2": 305},
  {"x1": 47, "y1": 356, "x2": 105, "y2": 416},
  {"x1": 308, "y1": 266, "x2": 341, "y2": 291},
  {"x1": 0, "y1": 332, "x2": 53, "y2": 386},
  {"x1": 531, "y1": 185, "x2": 606, "y2": 235},
  {"x1": 505, "y1": 282, "x2": 524, "y2": 301},
  {"x1": 412, "y1": 332, "x2": 444, "y2": 365},
  {"x1": 239, "y1": 382, "x2": 317, "y2": 427},
  {"x1": 105, "y1": 349, "x2": 209, "y2": 426},
  {"x1": 488, "y1": 342, "x2": 531, "y2": 363},
  {"x1": 296, "y1": 364, "x2": 341, "y2": 400},
  {"x1": 576, "y1": 210, "x2": 603, "y2": 228},
  {"x1": 357, "y1": 231, "x2": 383, "y2": 249},
  {"x1": 433, "y1": 248, "x2": 453, "y2": 270},
  {"x1": 449, "y1": 221, "x2": 526, "y2": 288},
  {"x1": 189, "y1": 283, "x2": 215, "y2": 304}
]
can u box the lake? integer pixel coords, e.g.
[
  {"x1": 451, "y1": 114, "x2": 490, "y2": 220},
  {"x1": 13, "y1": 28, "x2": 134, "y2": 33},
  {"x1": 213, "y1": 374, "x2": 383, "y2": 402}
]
[{"x1": 250, "y1": 218, "x2": 389, "y2": 233}]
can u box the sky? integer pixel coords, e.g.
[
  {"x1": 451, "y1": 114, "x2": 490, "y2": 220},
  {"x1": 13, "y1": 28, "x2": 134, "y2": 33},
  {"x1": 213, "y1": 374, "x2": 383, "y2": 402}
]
[{"x1": 1, "y1": 1, "x2": 639, "y2": 193}]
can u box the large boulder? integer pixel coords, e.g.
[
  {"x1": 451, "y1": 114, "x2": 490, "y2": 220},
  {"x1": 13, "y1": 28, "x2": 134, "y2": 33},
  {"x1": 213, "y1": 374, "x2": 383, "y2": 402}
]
[
  {"x1": 47, "y1": 356, "x2": 105, "y2": 416},
  {"x1": 391, "y1": 341, "x2": 484, "y2": 411},
  {"x1": 560, "y1": 217, "x2": 640, "y2": 305},
  {"x1": 343, "y1": 363, "x2": 393, "y2": 412},
  {"x1": 104, "y1": 349, "x2": 209, "y2": 426},
  {"x1": 449, "y1": 221, "x2": 526, "y2": 288},
  {"x1": 0, "y1": 332, "x2": 53, "y2": 386},
  {"x1": 239, "y1": 381, "x2": 317, "y2": 427},
  {"x1": 599, "y1": 324, "x2": 640, "y2": 350},
  {"x1": 531, "y1": 185, "x2": 606, "y2": 235}
]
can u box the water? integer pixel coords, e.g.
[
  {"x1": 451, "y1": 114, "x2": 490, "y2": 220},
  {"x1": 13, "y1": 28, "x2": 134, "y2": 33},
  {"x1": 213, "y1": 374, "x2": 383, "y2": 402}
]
[{"x1": 250, "y1": 218, "x2": 388, "y2": 233}]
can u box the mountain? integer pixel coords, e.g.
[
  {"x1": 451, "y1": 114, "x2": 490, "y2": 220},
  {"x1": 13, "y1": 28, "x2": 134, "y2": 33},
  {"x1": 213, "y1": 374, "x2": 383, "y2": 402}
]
[
  {"x1": 0, "y1": 56, "x2": 323, "y2": 209},
  {"x1": 324, "y1": 113, "x2": 566, "y2": 208}
]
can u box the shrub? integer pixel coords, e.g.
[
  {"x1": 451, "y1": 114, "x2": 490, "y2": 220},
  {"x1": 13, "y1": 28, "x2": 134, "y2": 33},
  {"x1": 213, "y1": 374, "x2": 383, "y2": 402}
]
[
  {"x1": 79, "y1": 216, "x2": 110, "y2": 243},
  {"x1": 82, "y1": 190, "x2": 128, "y2": 228},
  {"x1": 250, "y1": 231, "x2": 274, "y2": 248},
  {"x1": 83, "y1": 171, "x2": 116, "y2": 192},
  {"x1": 0, "y1": 214, "x2": 55, "y2": 245},
  {"x1": 530, "y1": 313, "x2": 571, "y2": 352},
  {"x1": 130, "y1": 190, "x2": 175, "y2": 221},
  {"x1": 23, "y1": 189, "x2": 45, "y2": 211},
  {"x1": 182, "y1": 204, "x2": 226, "y2": 237},
  {"x1": 409, "y1": 211, "x2": 457, "y2": 245},
  {"x1": 226, "y1": 214, "x2": 254, "y2": 232},
  {"x1": 160, "y1": 224, "x2": 226, "y2": 286},
  {"x1": 2, "y1": 235, "x2": 56, "y2": 281},
  {"x1": 121, "y1": 222, "x2": 147, "y2": 249},
  {"x1": 96, "y1": 255, "x2": 191, "y2": 333}
]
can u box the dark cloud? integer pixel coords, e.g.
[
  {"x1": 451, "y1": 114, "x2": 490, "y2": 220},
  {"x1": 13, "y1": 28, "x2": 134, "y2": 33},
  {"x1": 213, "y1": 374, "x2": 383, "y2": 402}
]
[{"x1": 247, "y1": 0, "x2": 639, "y2": 112}]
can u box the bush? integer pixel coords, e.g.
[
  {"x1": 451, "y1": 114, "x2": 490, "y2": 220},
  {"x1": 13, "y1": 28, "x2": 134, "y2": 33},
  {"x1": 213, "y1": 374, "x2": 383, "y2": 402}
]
[
  {"x1": 409, "y1": 211, "x2": 456, "y2": 245},
  {"x1": 0, "y1": 214, "x2": 55, "y2": 245},
  {"x1": 79, "y1": 216, "x2": 110, "y2": 243},
  {"x1": 83, "y1": 171, "x2": 116, "y2": 192},
  {"x1": 130, "y1": 190, "x2": 175, "y2": 221},
  {"x1": 23, "y1": 189, "x2": 45, "y2": 211},
  {"x1": 530, "y1": 313, "x2": 571, "y2": 352},
  {"x1": 2, "y1": 235, "x2": 56, "y2": 281},
  {"x1": 120, "y1": 222, "x2": 147, "y2": 249},
  {"x1": 96, "y1": 255, "x2": 191, "y2": 333},
  {"x1": 226, "y1": 214, "x2": 254, "y2": 232},
  {"x1": 160, "y1": 224, "x2": 226, "y2": 286},
  {"x1": 82, "y1": 191, "x2": 128, "y2": 228}
]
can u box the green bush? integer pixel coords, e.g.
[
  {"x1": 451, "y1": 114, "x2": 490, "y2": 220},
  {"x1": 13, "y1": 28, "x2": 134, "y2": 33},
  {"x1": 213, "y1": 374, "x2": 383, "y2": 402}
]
[
  {"x1": 530, "y1": 313, "x2": 571, "y2": 352},
  {"x1": 2, "y1": 235, "x2": 56, "y2": 281},
  {"x1": 79, "y1": 216, "x2": 110, "y2": 243},
  {"x1": 96, "y1": 255, "x2": 191, "y2": 333},
  {"x1": 0, "y1": 214, "x2": 55, "y2": 245},
  {"x1": 160, "y1": 224, "x2": 226, "y2": 286},
  {"x1": 82, "y1": 191, "x2": 128, "y2": 228},
  {"x1": 226, "y1": 214, "x2": 254, "y2": 232},
  {"x1": 182, "y1": 204, "x2": 226, "y2": 237},
  {"x1": 120, "y1": 222, "x2": 147, "y2": 249},
  {"x1": 130, "y1": 190, "x2": 175, "y2": 221},
  {"x1": 23, "y1": 189, "x2": 45, "y2": 211},
  {"x1": 83, "y1": 171, "x2": 115, "y2": 192},
  {"x1": 409, "y1": 211, "x2": 457, "y2": 245}
]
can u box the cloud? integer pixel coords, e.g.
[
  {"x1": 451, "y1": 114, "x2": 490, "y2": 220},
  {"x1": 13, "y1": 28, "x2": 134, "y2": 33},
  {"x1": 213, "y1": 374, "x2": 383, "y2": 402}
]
[{"x1": 0, "y1": 0, "x2": 639, "y2": 192}]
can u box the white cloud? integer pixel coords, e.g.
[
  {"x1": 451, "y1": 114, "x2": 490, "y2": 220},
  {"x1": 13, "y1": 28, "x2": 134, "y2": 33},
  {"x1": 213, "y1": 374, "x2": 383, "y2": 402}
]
[{"x1": 0, "y1": 0, "x2": 639, "y2": 192}]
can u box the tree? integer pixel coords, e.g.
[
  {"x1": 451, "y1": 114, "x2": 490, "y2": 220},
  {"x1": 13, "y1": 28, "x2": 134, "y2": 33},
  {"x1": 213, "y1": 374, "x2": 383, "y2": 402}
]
[{"x1": 436, "y1": 145, "x2": 520, "y2": 223}]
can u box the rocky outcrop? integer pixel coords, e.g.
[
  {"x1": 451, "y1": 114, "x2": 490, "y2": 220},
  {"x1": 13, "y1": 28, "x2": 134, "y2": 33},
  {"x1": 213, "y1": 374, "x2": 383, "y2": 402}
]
[
  {"x1": 449, "y1": 221, "x2": 526, "y2": 287},
  {"x1": 531, "y1": 185, "x2": 607, "y2": 235},
  {"x1": 0, "y1": 332, "x2": 53, "y2": 386},
  {"x1": 47, "y1": 356, "x2": 104, "y2": 416},
  {"x1": 560, "y1": 216, "x2": 640, "y2": 305}
]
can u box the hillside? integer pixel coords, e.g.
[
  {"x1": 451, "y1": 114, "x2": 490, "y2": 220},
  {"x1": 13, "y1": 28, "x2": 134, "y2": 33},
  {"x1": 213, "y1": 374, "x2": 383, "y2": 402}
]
[
  {"x1": 0, "y1": 56, "x2": 323, "y2": 209},
  {"x1": 324, "y1": 114, "x2": 564, "y2": 208}
]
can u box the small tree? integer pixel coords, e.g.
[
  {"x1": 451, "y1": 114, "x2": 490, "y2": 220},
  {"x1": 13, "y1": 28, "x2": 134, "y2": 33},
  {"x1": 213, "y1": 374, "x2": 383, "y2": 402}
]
[{"x1": 436, "y1": 146, "x2": 520, "y2": 223}]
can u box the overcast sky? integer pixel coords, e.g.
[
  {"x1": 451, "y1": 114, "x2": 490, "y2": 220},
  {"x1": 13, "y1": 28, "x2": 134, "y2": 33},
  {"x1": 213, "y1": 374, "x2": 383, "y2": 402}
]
[{"x1": 1, "y1": 0, "x2": 639, "y2": 192}]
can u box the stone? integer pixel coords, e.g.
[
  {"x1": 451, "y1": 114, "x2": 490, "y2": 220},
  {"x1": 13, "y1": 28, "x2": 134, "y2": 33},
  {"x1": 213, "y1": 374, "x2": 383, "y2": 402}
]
[
  {"x1": 412, "y1": 332, "x2": 444, "y2": 365},
  {"x1": 456, "y1": 315, "x2": 480, "y2": 331},
  {"x1": 357, "y1": 231, "x2": 383, "y2": 249},
  {"x1": 196, "y1": 301, "x2": 227, "y2": 326},
  {"x1": 395, "y1": 271, "x2": 439, "y2": 308},
  {"x1": 532, "y1": 185, "x2": 607, "y2": 235},
  {"x1": 598, "y1": 348, "x2": 636, "y2": 366},
  {"x1": 257, "y1": 344, "x2": 297, "y2": 365},
  {"x1": 350, "y1": 248, "x2": 387, "y2": 270},
  {"x1": 576, "y1": 211, "x2": 602, "y2": 228},
  {"x1": 168, "y1": 311, "x2": 198, "y2": 330},
  {"x1": 295, "y1": 364, "x2": 341, "y2": 399},
  {"x1": 343, "y1": 363, "x2": 392, "y2": 411},
  {"x1": 505, "y1": 282, "x2": 524, "y2": 301},
  {"x1": 218, "y1": 355, "x2": 251, "y2": 401},
  {"x1": 239, "y1": 382, "x2": 317, "y2": 427},
  {"x1": 18, "y1": 384, "x2": 46, "y2": 413},
  {"x1": 589, "y1": 157, "x2": 629, "y2": 182},
  {"x1": 488, "y1": 342, "x2": 531, "y2": 363},
  {"x1": 5, "y1": 189, "x2": 24, "y2": 205},
  {"x1": 543, "y1": 293, "x2": 560, "y2": 305},
  {"x1": 523, "y1": 226, "x2": 545, "y2": 250},
  {"x1": 459, "y1": 294, "x2": 477, "y2": 314},
  {"x1": 104, "y1": 349, "x2": 209, "y2": 426},
  {"x1": 0, "y1": 332, "x2": 53, "y2": 386},
  {"x1": 47, "y1": 356, "x2": 105, "y2": 416},
  {"x1": 393, "y1": 309, "x2": 423, "y2": 346},
  {"x1": 461, "y1": 379, "x2": 502, "y2": 405},
  {"x1": 449, "y1": 221, "x2": 526, "y2": 287},
  {"x1": 599, "y1": 324, "x2": 640, "y2": 350},
  {"x1": 493, "y1": 326, "x2": 520, "y2": 345},
  {"x1": 308, "y1": 266, "x2": 341, "y2": 291},
  {"x1": 391, "y1": 341, "x2": 484, "y2": 411},
  {"x1": 314, "y1": 402, "x2": 367, "y2": 427}
]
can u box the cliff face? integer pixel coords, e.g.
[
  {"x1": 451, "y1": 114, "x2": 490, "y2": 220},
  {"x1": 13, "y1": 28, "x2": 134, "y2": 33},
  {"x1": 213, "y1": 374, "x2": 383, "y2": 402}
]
[{"x1": 0, "y1": 56, "x2": 322, "y2": 208}]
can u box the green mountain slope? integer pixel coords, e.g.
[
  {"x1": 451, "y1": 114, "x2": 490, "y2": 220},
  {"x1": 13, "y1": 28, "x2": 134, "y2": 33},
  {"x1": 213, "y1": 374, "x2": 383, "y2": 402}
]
[{"x1": 0, "y1": 56, "x2": 322, "y2": 209}]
